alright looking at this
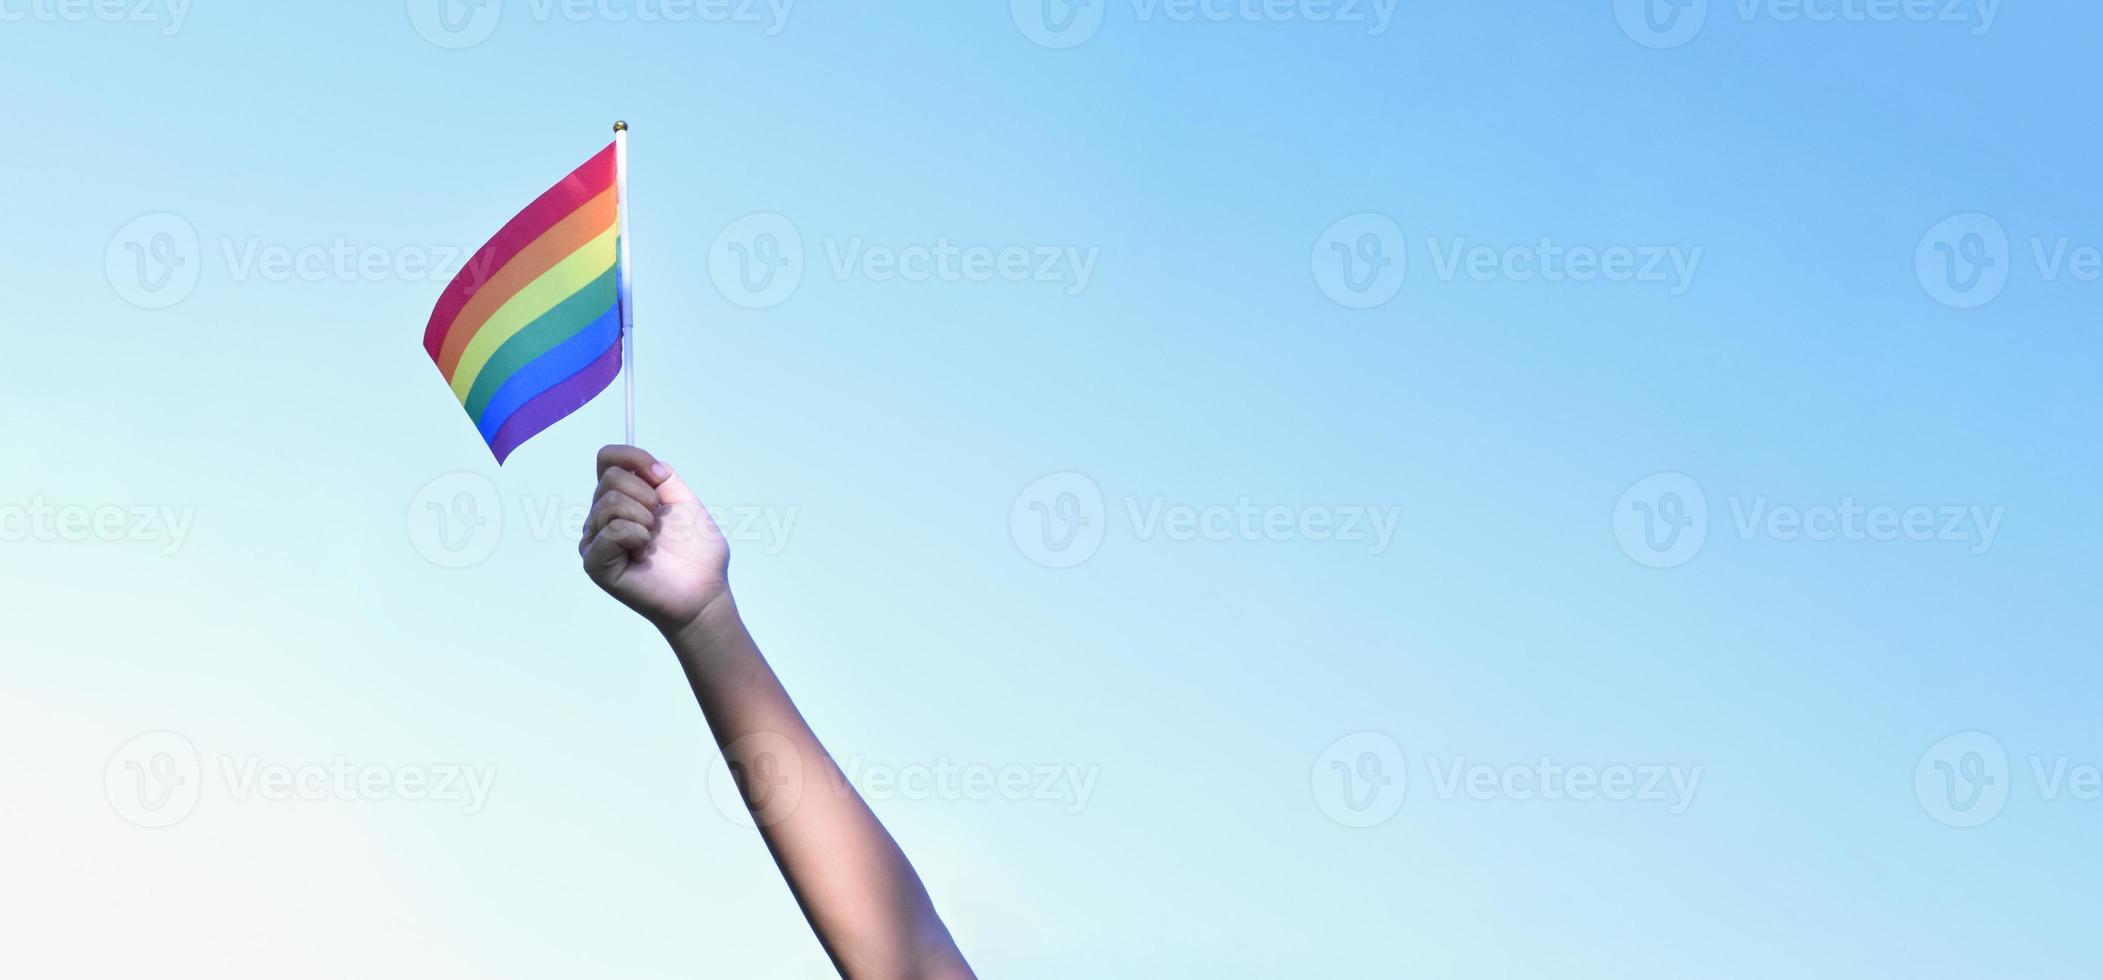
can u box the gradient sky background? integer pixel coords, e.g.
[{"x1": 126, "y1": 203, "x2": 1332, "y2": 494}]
[{"x1": 3, "y1": 2, "x2": 2099, "y2": 977}]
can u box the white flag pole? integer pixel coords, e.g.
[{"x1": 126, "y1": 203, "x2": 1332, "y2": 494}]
[{"x1": 613, "y1": 120, "x2": 635, "y2": 447}]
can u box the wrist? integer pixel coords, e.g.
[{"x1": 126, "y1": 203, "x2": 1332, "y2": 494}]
[{"x1": 660, "y1": 589, "x2": 745, "y2": 658}]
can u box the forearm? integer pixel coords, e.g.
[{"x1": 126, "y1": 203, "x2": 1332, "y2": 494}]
[{"x1": 666, "y1": 598, "x2": 972, "y2": 979}]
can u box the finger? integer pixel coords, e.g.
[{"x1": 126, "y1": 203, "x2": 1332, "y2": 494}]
[
  {"x1": 597, "y1": 444, "x2": 696, "y2": 505},
  {"x1": 597, "y1": 445, "x2": 661, "y2": 482},
  {"x1": 582, "y1": 519, "x2": 652, "y2": 582},
  {"x1": 595, "y1": 466, "x2": 661, "y2": 512},
  {"x1": 585, "y1": 492, "x2": 656, "y2": 541}
]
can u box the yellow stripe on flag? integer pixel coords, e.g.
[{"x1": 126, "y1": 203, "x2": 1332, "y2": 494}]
[{"x1": 449, "y1": 226, "x2": 620, "y2": 403}]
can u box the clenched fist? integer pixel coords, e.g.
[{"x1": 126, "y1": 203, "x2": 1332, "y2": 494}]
[{"x1": 580, "y1": 445, "x2": 730, "y2": 635}]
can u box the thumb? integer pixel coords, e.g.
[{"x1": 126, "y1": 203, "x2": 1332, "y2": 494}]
[{"x1": 649, "y1": 461, "x2": 702, "y2": 509}]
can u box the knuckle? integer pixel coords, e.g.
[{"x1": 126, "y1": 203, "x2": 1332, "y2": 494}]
[{"x1": 601, "y1": 470, "x2": 651, "y2": 501}]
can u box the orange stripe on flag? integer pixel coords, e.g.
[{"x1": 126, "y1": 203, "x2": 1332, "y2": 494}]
[{"x1": 436, "y1": 185, "x2": 618, "y2": 379}]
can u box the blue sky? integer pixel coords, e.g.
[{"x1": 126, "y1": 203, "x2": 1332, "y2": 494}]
[{"x1": 3, "y1": 2, "x2": 2099, "y2": 977}]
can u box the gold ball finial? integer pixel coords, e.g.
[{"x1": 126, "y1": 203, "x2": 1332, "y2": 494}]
[{"x1": 613, "y1": 120, "x2": 628, "y2": 132}]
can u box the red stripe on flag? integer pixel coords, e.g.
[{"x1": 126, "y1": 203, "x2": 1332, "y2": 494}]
[{"x1": 421, "y1": 142, "x2": 617, "y2": 363}]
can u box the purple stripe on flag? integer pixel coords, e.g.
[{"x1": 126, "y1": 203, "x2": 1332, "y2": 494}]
[{"x1": 487, "y1": 342, "x2": 622, "y2": 463}]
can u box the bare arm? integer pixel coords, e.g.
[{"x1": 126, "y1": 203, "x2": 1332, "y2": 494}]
[{"x1": 580, "y1": 445, "x2": 974, "y2": 980}]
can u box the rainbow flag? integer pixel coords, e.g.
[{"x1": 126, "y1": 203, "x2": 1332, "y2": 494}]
[{"x1": 423, "y1": 140, "x2": 626, "y2": 463}]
